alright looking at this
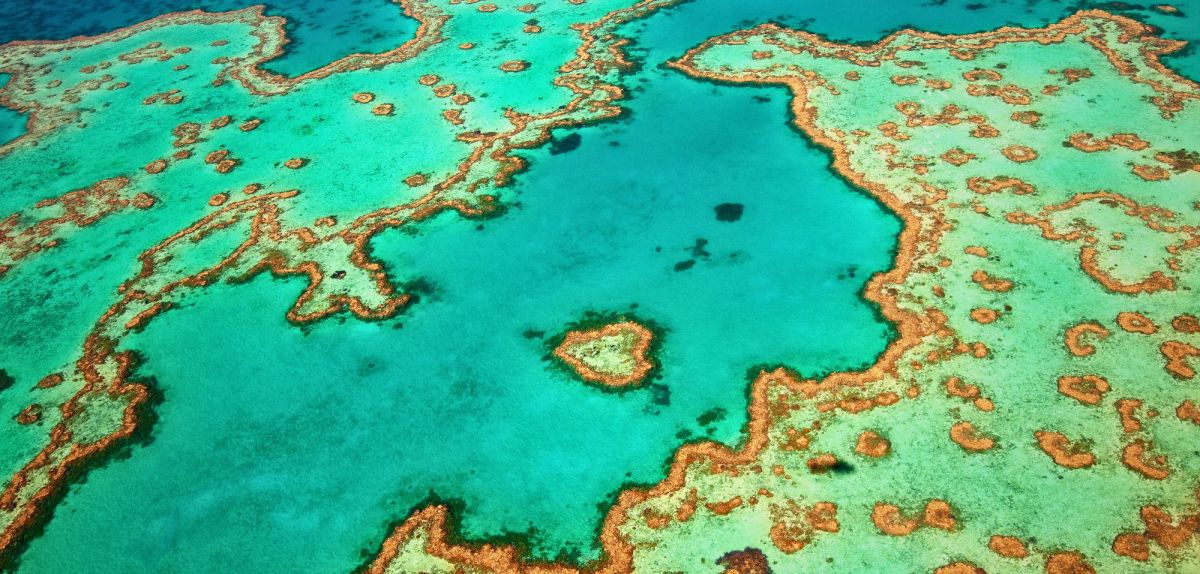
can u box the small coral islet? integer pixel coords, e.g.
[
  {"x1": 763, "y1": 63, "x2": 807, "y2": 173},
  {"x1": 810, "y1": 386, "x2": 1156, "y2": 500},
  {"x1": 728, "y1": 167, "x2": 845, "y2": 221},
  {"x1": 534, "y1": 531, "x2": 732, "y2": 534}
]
[{"x1": 552, "y1": 320, "x2": 656, "y2": 389}]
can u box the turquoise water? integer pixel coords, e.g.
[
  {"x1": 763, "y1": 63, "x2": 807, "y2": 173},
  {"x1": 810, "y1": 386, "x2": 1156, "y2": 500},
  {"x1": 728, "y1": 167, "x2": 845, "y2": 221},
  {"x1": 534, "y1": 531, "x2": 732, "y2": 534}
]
[
  {"x1": 1, "y1": 0, "x2": 1198, "y2": 572},
  {"x1": 0, "y1": 74, "x2": 24, "y2": 146}
]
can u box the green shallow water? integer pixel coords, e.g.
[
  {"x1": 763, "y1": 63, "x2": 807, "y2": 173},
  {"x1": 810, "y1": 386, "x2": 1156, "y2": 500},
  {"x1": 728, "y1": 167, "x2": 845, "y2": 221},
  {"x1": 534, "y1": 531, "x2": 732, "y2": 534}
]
[{"x1": 0, "y1": 0, "x2": 1198, "y2": 572}]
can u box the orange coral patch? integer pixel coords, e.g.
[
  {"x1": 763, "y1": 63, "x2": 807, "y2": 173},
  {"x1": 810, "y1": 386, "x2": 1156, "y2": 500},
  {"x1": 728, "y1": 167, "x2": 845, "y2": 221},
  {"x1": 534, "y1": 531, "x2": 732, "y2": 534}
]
[
  {"x1": 1171, "y1": 314, "x2": 1200, "y2": 334},
  {"x1": 855, "y1": 430, "x2": 891, "y2": 458},
  {"x1": 1064, "y1": 322, "x2": 1109, "y2": 357},
  {"x1": 970, "y1": 308, "x2": 999, "y2": 324},
  {"x1": 989, "y1": 535, "x2": 1029, "y2": 558},
  {"x1": 1116, "y1": 312, "x2": 1158, "y2": 334},
  {"x1": 1057, "y1": 375, "x2": 1109, "y2": 405},
  {"x1": 1001, "y1": 144, "x2": 1038, "y2": 162},
  {"x1": 1034, "y1": 430, "x2": 1095, "y2": 469},
  {"x1": 871, "y1": 503, "x2": 920, "y2": 536},
  {"x1": 1045, "y1": 551, "x2": 1095, "y2": 574},
  {"x1": 1160, "y1": 340, "x2": 1199, "y2": 379},
  {"x1": 950, "y1": 421, "x2": 995, "y2": 452},
  {"x1": 1122, "y1": 440, "x2": 1170, "y2": 480},
  {"x1": 971, "y1": 269, "x2": 1014, "y2": 292}
]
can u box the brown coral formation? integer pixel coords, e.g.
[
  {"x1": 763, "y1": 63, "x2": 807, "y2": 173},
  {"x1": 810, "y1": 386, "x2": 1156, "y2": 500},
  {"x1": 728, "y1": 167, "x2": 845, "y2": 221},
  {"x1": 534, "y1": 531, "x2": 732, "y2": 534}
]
[
  {"x1": 870, "y1": 503, "x2": 920, "y2": 536},
  {"x1": 1112, "y1": 501, "x2": 1200, "y2": 563},
  {"x1": 854, "y1": 430, "x2": 890, "y2": 458},
  {"x1": 34, "y1": 374, "x2": 63, "y2": 389},
  {"x1": 767, "y1": 500, "x2": 838, "y2": 553},
  {"x1": 1001, "y1": 144, "x2": 1038, "y2": 162},
  {"x1": 1116, "y1": 398, "x2": 1147, "y2": 432},
  {"x1": 1034, "y1": 430, "x2": 1095, "y2": 469},
  {"x1": 969, "y1": 307, "x2": 999, "y2": 324},
  {"x1": 989, "y1": 535, "x2": 1029, "y2": 558},
  {"x1": 1171, "y1": 314, "x2": 1200, "y2": 333},
  {"x1": 971, "y1": 269, "x2": 1013, "y2": 292},
  {"x1": 934, "y1": 562, "x2": 986, "y2": 574},
  {"x1": 967, "y1": 175, "x2": 1035, "y2": 195},
  {"x1": 1063, "y1": 322, "x2": 1109, "y2": 357},
  {"x1": 950, "y1": 421, "x2": 995, "y2": 452},
  {"x1": 1116, "y1": 312, "x2": 1158, "y2": 334},
  {"x1": 1057, "y1": 375, "x2": 1109, "y2": 405},
  {"x1": 1177, "y1": 400, "x2": 1200, "y2": 424},
  {"x1": 13, "y1": 405, "x2": 42, "y2": 426},
  {"x1": 1132, "y1": 164, "x2": 1171, "y2": 181},
  {"x1": 1121, "y1": 439, "x2": 1170, "y2": 480},
  {"x1": 0, "y1": 177, "x2": 138, "y2": 274},
  {"x1": 1160, "y1": 340, "x2": 1198, "y2": 379},
  {"x1": 131, "y1": 193, "x2": 157, "y2": 209},
  {"x1": 871, "y1": 500, "x2": 957, "y2": 536},
  {"x1": 143, "y1": 159, "x2": 168, "y2": 174},
  {"x1": 716, "y1": 548, "x2": 772, "y2": 574},
  {"x1": 705, "y1": 497, "x2": 743, "y2": 516},
  {"x1": 499, "y1": 60, "x2": 530, "y2": 72},
  {"x1": 944, "y1": 376, "x2": 993, "y2": 412},
  {"x1": 552, "y1": 321, "x2": 654, "y2": 388},
  {"x1": 1045, "y1": 551, "x2": 1095, "y2": 574},
  {"x1": 940, "y1": 148, "x2": 975, "y2": 166},
  {"x1": 1112, "y1": 532, "x2": 1150, "y2": 561}
]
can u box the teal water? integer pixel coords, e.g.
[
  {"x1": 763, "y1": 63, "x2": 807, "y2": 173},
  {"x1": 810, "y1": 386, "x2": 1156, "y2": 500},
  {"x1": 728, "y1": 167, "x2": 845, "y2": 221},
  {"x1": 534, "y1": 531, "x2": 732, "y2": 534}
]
[
  {"x1": 0, "y1": 74, "x2": 24, "y2": 146},
  {"x1": 0, "y1": 0, "x2": 415, "y2": 76},
  {"x1": 2, "y1": 0, "x2": 1198, "y2": 572}
]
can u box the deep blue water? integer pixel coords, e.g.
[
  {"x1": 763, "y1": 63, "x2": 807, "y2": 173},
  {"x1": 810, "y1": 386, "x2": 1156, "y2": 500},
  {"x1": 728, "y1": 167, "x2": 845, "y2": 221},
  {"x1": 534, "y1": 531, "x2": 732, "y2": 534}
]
[{"x1": 0, "y1": 0, "x2": 415, "y2": 76}]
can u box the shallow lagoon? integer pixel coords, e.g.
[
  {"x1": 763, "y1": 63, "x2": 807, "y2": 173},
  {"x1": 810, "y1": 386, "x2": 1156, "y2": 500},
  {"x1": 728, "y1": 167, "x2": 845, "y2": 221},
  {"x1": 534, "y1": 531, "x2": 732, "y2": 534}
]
[{"x1": 9, "y1": 37, "x2": 898, "y2": 573}]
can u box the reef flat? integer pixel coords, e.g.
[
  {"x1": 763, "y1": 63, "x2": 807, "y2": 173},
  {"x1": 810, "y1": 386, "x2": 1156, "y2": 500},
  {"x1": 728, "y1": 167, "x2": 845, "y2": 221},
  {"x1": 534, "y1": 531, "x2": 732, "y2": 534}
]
[{"x1": 1, "y1": 0, "x2": 1198, "y2": 573}]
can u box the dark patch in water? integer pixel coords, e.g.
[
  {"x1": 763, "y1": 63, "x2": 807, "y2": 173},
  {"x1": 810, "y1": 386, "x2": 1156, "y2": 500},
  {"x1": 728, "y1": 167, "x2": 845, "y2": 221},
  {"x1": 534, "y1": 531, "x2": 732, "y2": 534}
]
[
  {"x1": 696, "y1": 407, "x2": 727, "y2": 426},
  {"x1": 716, "y1": 548, "x2": 773, "y2": 574},
  {"x1": 673, "y1": 259, "x2": 695, "y2": 272},
  {"x1": 829, "y1": 460, "x2": 856, "y2": 474},
  {"x1": 648, "y1": 383, "x2": 671, "y2": 406},
  {"x1": 714, "y1": 203, "x2": 743, "y2": 222},
  {"x1": 549, "y1": 133, "x2": 582, "y2": 155}
]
